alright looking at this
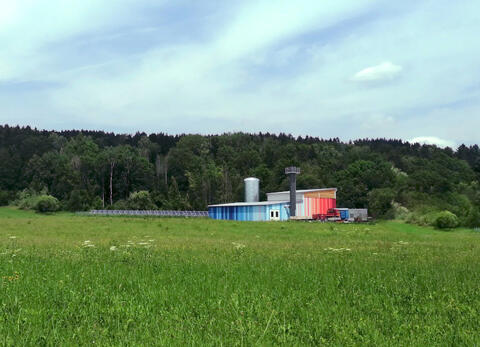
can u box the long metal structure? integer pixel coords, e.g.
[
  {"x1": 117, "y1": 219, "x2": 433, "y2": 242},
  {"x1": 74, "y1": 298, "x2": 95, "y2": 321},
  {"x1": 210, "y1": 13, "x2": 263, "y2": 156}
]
[{"x1": 88, "y1": 210, "x2": 209, "y2": 217}]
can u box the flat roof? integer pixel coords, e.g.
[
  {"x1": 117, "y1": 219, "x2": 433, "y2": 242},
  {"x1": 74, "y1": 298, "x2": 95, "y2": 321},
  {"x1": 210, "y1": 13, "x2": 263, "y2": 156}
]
[
  {"x1": 208, "y1": 201, "x2": 289, "y2": 208},
  {"x1": 266, "y1": 188, "x2": 337, "y2": 195}
]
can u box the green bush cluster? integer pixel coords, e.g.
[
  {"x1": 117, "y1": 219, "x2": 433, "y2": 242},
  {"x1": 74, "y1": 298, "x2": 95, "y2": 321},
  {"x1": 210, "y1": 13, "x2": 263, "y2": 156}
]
[
  {"x1": 14, "y1": 189, "x2": 60, "y2": 213},
  {"x1": 405, "y1": 211, "x2": 437, "y2": 227},
  {"x1": 464, "y1": 207, "x2": 480, "y2": 228},
  {"x1": 110, "y1": 199, "x2": 128, "y2": 210},
  {"x1": 29, "y1": 190, "x2": 160, "y2": 212},
  {"x1": 34, "y1": 195, "x2": 60, "y2": 213},
  {"x1": 108, "y1": 191, "x2": 158, "y2": 210},
  {"x1": 0, "y1": 190, "x2": 13, "y2": 206},
  {"x1": 126, "y1": 191, "x2": 157, "y2": 210},
  {"x1": 405, "y1": 210, "x2": 464, "y2": 230},
  {"x1": 65, "y1": 190, "x2": 102, "y2": 211},
  {"x1": 368, "y1": 188, "x2": 395, "y2": 218},
  {"x1": 432, "y1": 211, "x2": 459, "y2": 230},
  {"x1": 16, "y1": 189, "x2": 45, "y2": 210}
]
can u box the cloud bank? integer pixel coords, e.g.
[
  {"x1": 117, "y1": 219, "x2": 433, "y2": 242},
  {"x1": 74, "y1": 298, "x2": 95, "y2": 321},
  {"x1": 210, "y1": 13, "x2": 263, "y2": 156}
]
[
  {"x1": 352, "y1": 62, "x2": 402, "y2": 82},
  {"x1": 409, "y1": 136, "x2": 456, "y2": 149},
  {"x1": 0, "y1": 0, "x2": 479, "y2": 146}
]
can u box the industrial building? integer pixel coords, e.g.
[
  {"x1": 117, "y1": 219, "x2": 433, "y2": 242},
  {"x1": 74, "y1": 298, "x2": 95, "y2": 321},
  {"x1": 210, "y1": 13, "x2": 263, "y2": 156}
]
[
  {"x1": 208, "y1": 187, "x2": 337, "y2": 221},
  {"x1": 208, "y1": 167, "x2": 342, "y2": 221},
  {"x1": 208, "y1": 166, "x2": 367, "y2": 222}
]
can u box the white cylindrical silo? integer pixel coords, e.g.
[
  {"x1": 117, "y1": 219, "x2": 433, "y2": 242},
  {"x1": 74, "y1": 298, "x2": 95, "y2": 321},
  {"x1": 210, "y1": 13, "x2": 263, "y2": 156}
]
[{"x1": 244, "y1": 177, "x2": 260, "y2": 203}]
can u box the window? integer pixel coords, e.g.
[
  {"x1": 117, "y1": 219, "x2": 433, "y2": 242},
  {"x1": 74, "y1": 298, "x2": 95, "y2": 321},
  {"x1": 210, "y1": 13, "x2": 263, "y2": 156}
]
[{"x1": 270, "y1": 209, "x2": 280, "y2": 221}]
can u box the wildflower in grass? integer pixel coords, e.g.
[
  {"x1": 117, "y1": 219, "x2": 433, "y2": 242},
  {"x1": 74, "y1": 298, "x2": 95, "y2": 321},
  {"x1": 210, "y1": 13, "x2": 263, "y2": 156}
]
[
  {"x1": 110, "y1": 246, "x2": 117, "y2": 251},
  {"x1": 2, "y1": 272, "x2": 20, "y2": 282},
  {"x1": 324, "y1": 247, "x2": 352, "y2": 252},
  {"x1": 232, "y1": 242, "x2": 246, "y2": 250},
  {"x1": 9, "y1": 236, "x2": 16, "y2": 239}
]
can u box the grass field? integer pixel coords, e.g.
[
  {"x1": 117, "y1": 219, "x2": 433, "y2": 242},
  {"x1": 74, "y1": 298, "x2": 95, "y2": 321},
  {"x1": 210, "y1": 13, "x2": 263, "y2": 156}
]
[{"x1": 0, "y1": 207, "x2": 479, "y2": 345}]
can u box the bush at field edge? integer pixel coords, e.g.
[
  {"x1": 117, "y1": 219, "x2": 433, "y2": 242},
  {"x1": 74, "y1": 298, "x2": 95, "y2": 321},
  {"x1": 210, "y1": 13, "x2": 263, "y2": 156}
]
[
  {"x1": 433, "y1": 210, "x2": 459, "y2": 230},
  {"x1": 34, "y1": 195, "x2": 60, "y2": 213}
]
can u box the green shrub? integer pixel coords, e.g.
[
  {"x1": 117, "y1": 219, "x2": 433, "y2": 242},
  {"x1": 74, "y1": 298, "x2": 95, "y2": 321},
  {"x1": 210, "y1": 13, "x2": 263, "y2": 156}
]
[
  {"x1": 406, "y1": 211, "x2": 438, "y2": 227},
  {"x1": 34, "y1": 195, "x2": 60, "y2": 213},
  {"x1": 111, "y1": 199, "x2": 128, "y2": 210},
  {"x1": 151, "y1": 191, "x2": 166, "y2": 209},
  {"x1": 368, "y1": 188, "x2": 395, "y2": 218},
  {"x1": 464, "y1": 207, "x2": 480, "y2": 228},
  {"x1": 433, "y1": 211, "x2": 459, "y2": 230},
  {"x1": 15, "y1": 188, "x2": 51, "y2": 210},
  {"x1": 0, "y1": 191, "x2": 12, "y2": 206},
  {"x1": 65, "y1": 190, "x2": 92, "y2": 212},
  {"x1": 91, "y1": 197, "x2": 104, "y2": 210},
  {"x1": 127, "y1": 191, "x2": 157, "y2": 210},
  {"x1": 392, "y1": 202, "x2": 410, "y2": 220}
]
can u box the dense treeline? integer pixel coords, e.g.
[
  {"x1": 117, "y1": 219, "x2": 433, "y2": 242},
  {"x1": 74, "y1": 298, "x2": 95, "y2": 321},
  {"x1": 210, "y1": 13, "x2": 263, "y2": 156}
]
[{"x1": 0, "y1": 124, "x2": 479, "y2": 226}]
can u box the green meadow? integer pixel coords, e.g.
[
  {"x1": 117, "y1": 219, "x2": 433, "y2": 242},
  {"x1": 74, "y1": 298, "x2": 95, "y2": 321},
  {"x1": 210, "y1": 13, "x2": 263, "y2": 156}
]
[{"x1": 0, "y1": 207, "x2": 479, "y2": 346}]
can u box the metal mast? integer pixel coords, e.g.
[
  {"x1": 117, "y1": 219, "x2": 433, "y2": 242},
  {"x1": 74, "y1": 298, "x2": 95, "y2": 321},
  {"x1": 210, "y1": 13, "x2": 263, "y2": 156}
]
[{"x1": 285, "y1": 166, "x2": 300, "y2": 217}]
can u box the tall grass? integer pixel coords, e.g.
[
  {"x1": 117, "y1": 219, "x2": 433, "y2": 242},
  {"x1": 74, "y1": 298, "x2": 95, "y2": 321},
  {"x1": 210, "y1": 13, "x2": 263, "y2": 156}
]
[{"x1": 0, "y1": 207, "x2": 479, "y2": 345}]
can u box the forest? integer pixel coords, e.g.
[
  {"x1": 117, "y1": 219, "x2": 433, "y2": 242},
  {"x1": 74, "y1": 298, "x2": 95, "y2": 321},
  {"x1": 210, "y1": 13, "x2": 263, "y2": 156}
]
[{"x1": 0, "y1": 124, "x2": 479, "y2": 227}]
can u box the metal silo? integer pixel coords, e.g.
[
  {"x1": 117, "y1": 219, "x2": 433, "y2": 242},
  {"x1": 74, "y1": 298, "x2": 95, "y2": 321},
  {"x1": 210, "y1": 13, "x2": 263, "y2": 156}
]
[{"x1": 244, "y1": 177, "x2": 260, "y2": 203}]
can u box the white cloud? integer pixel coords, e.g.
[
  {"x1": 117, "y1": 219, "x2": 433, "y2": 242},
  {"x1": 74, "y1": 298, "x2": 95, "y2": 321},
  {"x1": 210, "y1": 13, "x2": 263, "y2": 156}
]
[
  {"x1": 0, "y1": 1, "x2": 479, "y2": 146},
  {"x1": 408, "y1": 136, "x2": 456, "y2": 149},
  {"x1": 215, "y1": 0, "x2": 377, "y2": 60},
  {"x1": 352, "y1": 62, "x2": 403, "y2": 82}
]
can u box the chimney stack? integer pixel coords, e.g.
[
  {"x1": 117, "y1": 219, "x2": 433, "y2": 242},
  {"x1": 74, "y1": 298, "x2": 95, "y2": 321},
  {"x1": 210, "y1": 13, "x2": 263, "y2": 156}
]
[{"x1": 285, "y1": 167, "x2": 300, "y2": 217}]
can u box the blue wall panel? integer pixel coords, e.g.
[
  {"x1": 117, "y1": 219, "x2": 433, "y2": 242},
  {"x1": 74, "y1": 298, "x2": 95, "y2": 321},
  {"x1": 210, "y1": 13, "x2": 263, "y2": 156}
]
[{"x1": 208, "y1": 203, "x2": 289, "y2": 221}]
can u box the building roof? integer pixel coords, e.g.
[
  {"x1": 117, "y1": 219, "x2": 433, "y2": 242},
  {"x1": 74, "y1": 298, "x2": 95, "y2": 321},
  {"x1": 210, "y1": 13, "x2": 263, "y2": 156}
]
[
  {"x1": 266, "y1": 188, "x2": 337, "y2": 195},
  {"x1": 209, "y1": 188, "x2": 337, "y2": 208},
  {"x1": 208, "y1": 201, "x2": 289, "y2": 208}
]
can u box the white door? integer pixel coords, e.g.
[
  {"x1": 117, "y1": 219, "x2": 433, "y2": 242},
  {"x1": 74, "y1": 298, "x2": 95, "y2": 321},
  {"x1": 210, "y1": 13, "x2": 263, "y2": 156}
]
[{"x1": 270, "y1": 209, "x2": 280, "y2": 221}]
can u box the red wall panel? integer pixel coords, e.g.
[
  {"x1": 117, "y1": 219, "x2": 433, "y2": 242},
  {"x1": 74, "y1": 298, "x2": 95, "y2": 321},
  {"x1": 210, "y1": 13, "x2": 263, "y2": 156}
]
[{"x1": 304, "y1": 198, "x2": 336, "y2": 217}]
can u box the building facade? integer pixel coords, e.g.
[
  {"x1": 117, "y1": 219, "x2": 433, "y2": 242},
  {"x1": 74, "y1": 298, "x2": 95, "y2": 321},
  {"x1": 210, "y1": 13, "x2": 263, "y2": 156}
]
[
  {"x1": 208, "y1": 188, "x2": 337, "y2": 221},
  {"x1": 208, "y1": 201, "x2": 290, "y2": 221}
]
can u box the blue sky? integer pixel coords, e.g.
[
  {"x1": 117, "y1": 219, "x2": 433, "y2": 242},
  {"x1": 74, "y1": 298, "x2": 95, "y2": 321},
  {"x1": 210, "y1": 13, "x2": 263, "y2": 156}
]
[{"x1": 0, "y1": 0, "x2": 479, "y2": 147}]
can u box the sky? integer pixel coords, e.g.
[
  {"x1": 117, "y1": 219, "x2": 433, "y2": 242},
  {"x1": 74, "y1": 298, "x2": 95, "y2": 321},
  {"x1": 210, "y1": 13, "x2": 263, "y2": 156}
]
[{"x1": 0, "y1": 0, "x2": 479, "y2": 148}]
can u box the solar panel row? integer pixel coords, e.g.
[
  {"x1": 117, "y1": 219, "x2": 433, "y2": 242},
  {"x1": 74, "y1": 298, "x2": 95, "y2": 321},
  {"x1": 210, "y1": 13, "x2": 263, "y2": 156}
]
[{"x1": 89, "y1": 210, "x2": 209, "y2": 217}]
